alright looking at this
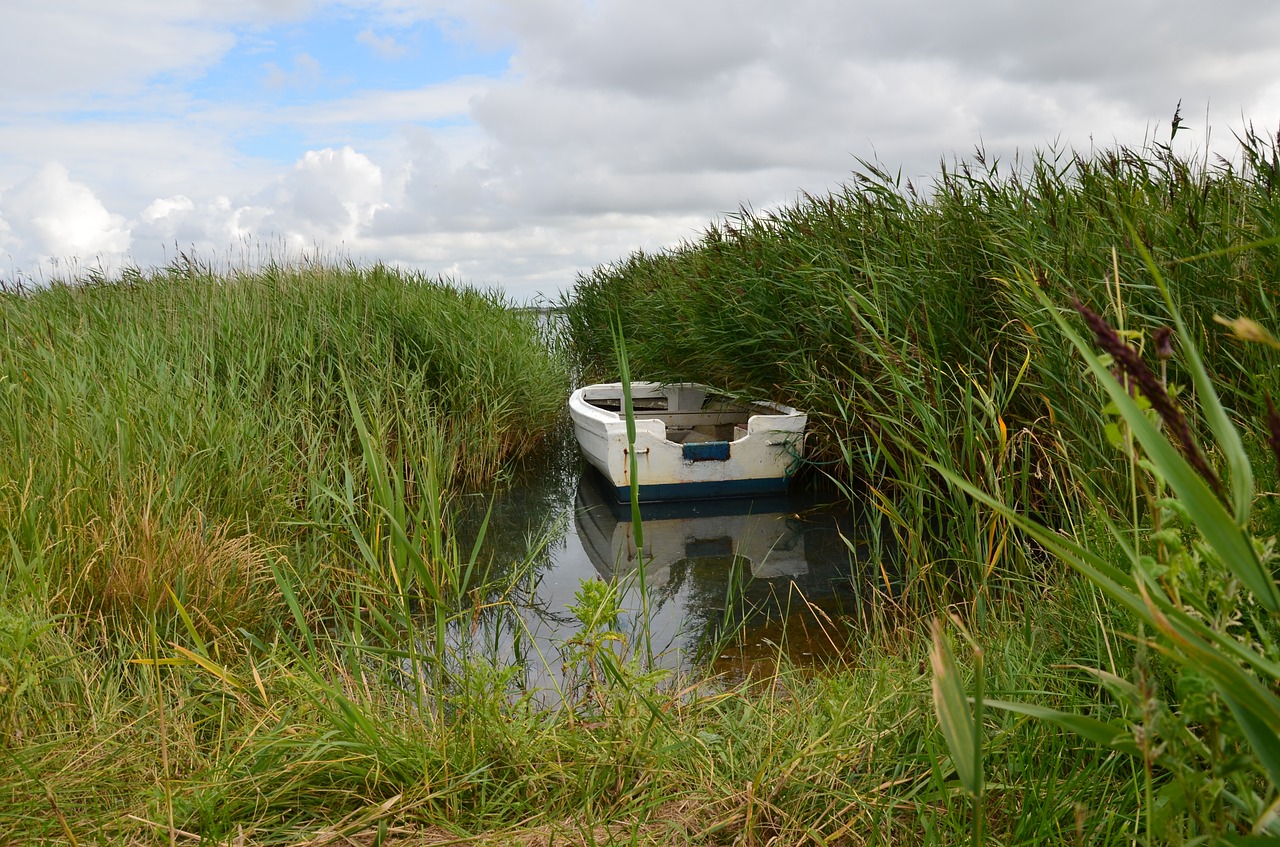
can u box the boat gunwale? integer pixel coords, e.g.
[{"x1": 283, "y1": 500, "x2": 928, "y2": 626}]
[{"x1": 569, "y1": 382, "x2": 803, "y2": 433}]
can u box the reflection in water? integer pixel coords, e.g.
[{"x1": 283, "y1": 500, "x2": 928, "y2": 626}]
[
  {"x1": 575, "y1": 472, "x2": 807, "y2": 581},
  {"x1": 452, "y1": 427, "x2": 892, "y2": 691}
]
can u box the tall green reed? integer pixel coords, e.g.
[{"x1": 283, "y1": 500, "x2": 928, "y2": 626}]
[
  {"x1": 938, "y1": 247, "x2": 1280, "y2": 841},
  {"x1": 0, "y1": 258, "x2": 567, "y2": 634},
  {"x1": 561, "y1": 132, "x2": 1280, "y2": 609}
]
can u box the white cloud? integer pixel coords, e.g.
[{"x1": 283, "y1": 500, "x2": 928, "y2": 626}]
[
  {"x1": 0, "y1": 163, "x2": 131, "y2": 263},
  {"x1": 134, "y1": 194, "x2": 253, "y2": 257},
  {"x1": 141, "y1": 196, "x2": 197, "y2": 225},
  {"x1": 262, "y1": 78, "x2": 488, "y2": 129},
  {"x1": 4, "y1": 0, "x2": 1280, "y2": 301},
  {"x1": 357, "y1": 29, "x2": 408, "y2": 60},
  {"x1": 505, "y1": 0, "x2": 770, "y2": 97},
  {"x1": 253, "y1": 146, "x2": 387, "y2": 242},
  {"x1": 0, "y1": 2, "x2": 234, "y2": 103}
]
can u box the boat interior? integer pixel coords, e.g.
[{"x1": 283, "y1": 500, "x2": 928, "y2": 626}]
[{"x1": 584, "y1": 385, "x2": 779, "y2": 444}]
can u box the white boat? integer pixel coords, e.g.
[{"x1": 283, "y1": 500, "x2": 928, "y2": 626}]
[{"x1": 569, "y1": 381, "x2": 807, "y2": 502}]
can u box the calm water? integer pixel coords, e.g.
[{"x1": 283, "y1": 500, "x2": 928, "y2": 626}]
[{"x1": 454, "y1": 423, "x2": 893, "y2": 688}]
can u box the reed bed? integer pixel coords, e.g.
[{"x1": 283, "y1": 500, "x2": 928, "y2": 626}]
[
  {"x1": 0, "y1": 258, "x2": 566, "y2": 631},
  {"x1": 557, "y1": 128, "x2": 1280, "y2": 842},
  {"x1": 0, "y1": 252, "x2": 1139, "y2": 845},
  {"x1": 561, "y1": 130, "x2": 1280, "y2": 603},
  {"x1": 1, "y1": 580, "x2": 1133, "y2": 845}
]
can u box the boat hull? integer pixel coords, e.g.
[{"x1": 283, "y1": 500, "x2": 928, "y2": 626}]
[{"x1": 568, "y1": 382, "x2": 807, "y2": 503}]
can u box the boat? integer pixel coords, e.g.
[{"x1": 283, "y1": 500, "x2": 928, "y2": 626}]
[{"x1": 568, "y1": 381, "x2": 807, "y2": 502}]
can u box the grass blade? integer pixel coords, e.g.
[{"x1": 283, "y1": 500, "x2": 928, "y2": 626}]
[{"x1": 930, "y1": 619, "x2": 980, "y2": 799}]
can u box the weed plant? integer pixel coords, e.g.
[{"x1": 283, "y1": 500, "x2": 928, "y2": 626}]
[
  {"x1": 0, "y1": 254, "x2": 1143, "y2": 845},
  {"x1": 0, "y1": 257, "x2": 566, "y2": 632},
  {"x1": 554, "y1": 127, "x2": 1280, "y2": 842},
  {"x1": 934, "y1": 255, "x2": 1280, "y2": 842}
]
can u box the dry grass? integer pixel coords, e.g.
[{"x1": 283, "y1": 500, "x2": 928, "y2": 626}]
[
  {"x1": 67, "y1": 475, "x2": 279, "y2": 634},
  {"x1": 274, "y1": 800, "x2": 713, "y2": 847}
]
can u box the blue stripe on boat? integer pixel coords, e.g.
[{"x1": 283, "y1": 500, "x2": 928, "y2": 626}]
[{"x1": 682, "y1": 440, "x2": 730, "y2": 461}]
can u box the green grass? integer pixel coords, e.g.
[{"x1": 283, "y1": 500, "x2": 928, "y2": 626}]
[
  {"x1": 1, "y1": 576, "x2": 1137, "y2": 844},
  {"x1": 560, "y1": 131, "x2": 1280, "y2": 606},
  {"x1": 0, "y1": 251, "x2": 1141, "y2": 845},
  {"x1": 557, "y1": 129, "x2": 1280, "y2": 841},
  {"x1": 0, "y1": 258, "x2": 566, "y2": 634},
  {"x1": 10, "y1": 128, "x2": 1280, "y2": 843}
]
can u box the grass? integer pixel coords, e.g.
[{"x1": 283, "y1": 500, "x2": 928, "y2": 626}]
[
  {"x1": 557, "y1": 126, "x2": 1280, "y2": 840},
  {"x1": 7, "y1": 127, "x2": 1280, "y2": 843},
  {"x1": 0, "y1": 578, "x2": 1138, "y2": 844},
  {"x1": 0, "y1": 256, "x2": 566, "y2": 632}
]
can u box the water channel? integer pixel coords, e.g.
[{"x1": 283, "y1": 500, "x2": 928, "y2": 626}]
[{"x1": 453, "y1": 422, "x2": 895, "y2": 690}]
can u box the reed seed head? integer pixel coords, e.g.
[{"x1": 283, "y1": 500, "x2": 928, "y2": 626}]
[{"x1": 1070, "y1": 296, "x2": 1225, "y2": 500}]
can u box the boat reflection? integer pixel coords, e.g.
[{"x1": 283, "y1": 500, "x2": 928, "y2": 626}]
[
  {"x1": 442, "y1": 431, "x2": 897, "y2": 696},
  {"x1": 573, "y1": 470, "x2": 868, "y2": 668},
  {"x1": 575, "y1": 469, "x2": 807, "y2": 582}
]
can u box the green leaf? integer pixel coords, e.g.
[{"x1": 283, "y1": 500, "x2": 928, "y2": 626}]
[
  {"x1": 610, "y1": 310, "x2": 644, "y2": 553},
  {"x1": 167, "y1": 585, "x2": 207, "y2": 656},
  {"x1": 1103, "y1": 422, "x2": 1125, "y2": 449},
  {"x1": 1145, "y1": 603, "x2": 1280, "y2": 756},
  {"x1": 930, "y1": 619, "x2": 982, "y2": 798},
  {"x1": 1130, "y1": 227, "x2": 1255, "y2": 525},
  {"x1": 927, "y1": 460, "x2": 1152, "y2": 625},
  {"x1": 1219, "y1": 687, "x2": 1280, "y2": 790},
  {"x1": 985, "y1": 699, "x2": 1141, "y2": 757},
  {"x1": 1063, "y1": 664, "x2": 1143, "y2": 712},
  {"x1": 273, "y1": 561, "x2": 314, "y2": 655},
  {"x1": 1027, "y1": 273, "x2": 1280, "y2": 612},
  {"x1": 1100, "y1": 367, "x2": 1274, "y2": 611}
]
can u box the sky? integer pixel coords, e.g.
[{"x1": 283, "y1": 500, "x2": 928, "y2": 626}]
[{"x1": 3, "y1": 1, "x2": 1280, "y2": 303}]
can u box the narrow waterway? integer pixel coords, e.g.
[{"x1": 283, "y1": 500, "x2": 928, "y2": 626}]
[{"x1": 453, "y1": 423, "x2": 895, "y2": 691}]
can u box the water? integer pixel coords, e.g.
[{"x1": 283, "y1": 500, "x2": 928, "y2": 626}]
[{"x1": 453, "y1": 424, "x2": 893, "y2": 690}]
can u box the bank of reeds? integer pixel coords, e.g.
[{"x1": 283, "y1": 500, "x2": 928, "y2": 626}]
[
  {"x1": 0, "y1": 260, "x2": 1133, "y2": 844},
  {"x1": 561, "y1": 129, "x2": 1280, "y2": 607},
  {"x1": 931, "y1": 256, "x2": 1280, "y2": 842},
  {"x1": 0, "y1": 258, "x2": 566, "y2": 633},
  {"x1": 0, "y1": 252, "x2": 1142, "y2": 844}
]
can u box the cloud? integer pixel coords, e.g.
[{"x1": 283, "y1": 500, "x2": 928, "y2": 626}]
[
  {"x1": 4, "y1": 0, "x2": 1280, "y2": 301},
  {"x1": 252, "y1": 146, "x2": 387, "y2": 242},
  {"x1": 134, "y1": 194, "x2": 254, "y2": 258},
  {"x1": 357, "y1": 29, "x2": 408, "y2": 60},
  {"x1": 504, "y1": 0, "x2": 770, "y2": 97},
  {"x1": 263, "y1": 52, "x2": 324, "y2": 89},
  {"x1": 0, "y1": 163, "x2": 130, "y2": 264},
  {"x1": 0, "y1": 1, "x2": 234, "y2": 103}
]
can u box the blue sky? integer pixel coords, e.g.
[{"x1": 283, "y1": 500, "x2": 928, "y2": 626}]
[
  {"x1": 187, "y1": 15, "x2": 508, "y2": 160},
  {"x1": 3, "y1": 0, "x2": 1280, "y2": 302}
]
